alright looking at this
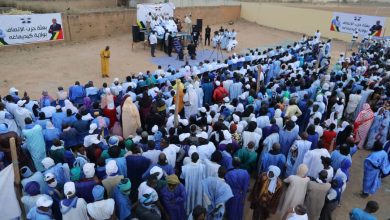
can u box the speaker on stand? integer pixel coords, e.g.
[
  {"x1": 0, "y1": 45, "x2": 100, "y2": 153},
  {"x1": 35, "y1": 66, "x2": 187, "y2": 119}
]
[
  {"x1": 196, "y1": 19, "x2": 203, "y2": 33},
  {"x1": 132, "y1": 25, "x2": 140, "y2": 42}
]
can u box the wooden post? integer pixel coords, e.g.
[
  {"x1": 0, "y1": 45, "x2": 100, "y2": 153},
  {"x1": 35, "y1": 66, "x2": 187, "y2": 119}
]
[
  {"x1": 174, "y1": 79, "x2": 180, "y2": 128},
  {"x1": 256, "y1": 64, "x2": 262, "y2": 94},
  {"x1": 9, "y1": 137, "x2": 25, "y2": 218}
]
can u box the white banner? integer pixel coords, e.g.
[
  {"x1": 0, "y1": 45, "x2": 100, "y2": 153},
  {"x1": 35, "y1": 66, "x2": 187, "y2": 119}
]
[
  {"x1": 0, "y1": 13, "x2": 64, "y2": 46},
  {"x1": 330, "y1": 12, "x2": 386, "y2": 37},
  {"x1": 136, "y1": 3, "x2": 175, "y2": 26}
]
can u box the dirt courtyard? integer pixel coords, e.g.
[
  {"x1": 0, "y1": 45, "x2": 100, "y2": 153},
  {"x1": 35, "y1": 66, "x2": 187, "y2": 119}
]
[{"x1": 0, "y1": 19, "x2": 389, "y2": 219}]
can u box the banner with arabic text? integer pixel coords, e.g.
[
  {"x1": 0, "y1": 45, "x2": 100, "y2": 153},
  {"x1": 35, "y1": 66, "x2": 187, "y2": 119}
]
[
  {"x1": 330, "y1": 12, "x2": 386, "y2": 37},
  {"x1": 0, "y1": 13, "x2": 64, "y2": 46}
]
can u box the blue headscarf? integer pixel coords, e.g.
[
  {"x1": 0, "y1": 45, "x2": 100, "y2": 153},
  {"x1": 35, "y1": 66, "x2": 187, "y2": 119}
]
[{"x1": 92, "y1": 185, "x2": 105, "y2": 201}]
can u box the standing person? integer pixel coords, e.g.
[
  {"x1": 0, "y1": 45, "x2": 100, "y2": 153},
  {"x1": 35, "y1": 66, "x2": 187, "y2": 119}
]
[
  {"x1": 23, "y1": 118, "x2": 46, "y2": 172},
  {"x1": 202, "y1": 167, "x2": 233, "y2": 220},
  {"x1": 86, "y1": 185, "x2": 115, "y2": 220},
  {"x1": 180, "y1": 152, "x2": 206, "y2": 215},
  {"x1": 112, "y1": 178, "x2": 133, "y2": 220},
  {"x1": 100, "y1": 46, "x2": 110, "y2": 78},
  {"x1": 303, "y1": 142, "x2": 331, "y2": 179},
  {"x1": 225, "y1": 158, "x2": 250, "y2": 220},
  {"x1": 361, "y1": 141, "x2": 390, "y2": 197},
  {"x1": 60, "y1": 182, "x2": 88, "y2": 220},
  {"x1": 249, "y1": 165, "x2": 283, "y2": 220},
  {"x1": 279, "y1": 164, "x2": 310, "y2": 216},
  {"x1": 27, "y1": 195, "x2": 54, "y2": 220},
  {"x1": 304, "y1": 170, "x2": 331, "y2": 220},
  {"x1": 285, "y1": 133, "x2": 311, "y2": 177},
  {"x1": 205, "y1": 25, "x2": 211, "y2": 46},
  {"x1": 149, "y1": 31, "x2": 157, "y2": 57},
  {"x1": 350, "y1": 31, "x2": 358, "y2": 50},
  {"x1": 160, "y1": 174, "x2": 186, "y2": 220},
  {"x1": 366, "y1": 107, "x2": 390, "y2": 150},
  {"x1": 121, "y1": 96, "x2": 141, "y2": 138},
  {"x1": 350, "y1": 200, "x2": 379, "y2": 220},
  {"x1": 354, "y1": 103, "x2": 374, "y2": 149}
]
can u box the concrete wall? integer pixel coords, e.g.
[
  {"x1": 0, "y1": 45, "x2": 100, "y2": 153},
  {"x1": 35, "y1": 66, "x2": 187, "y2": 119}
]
[
  {"x1": 240, "y1": 2, "x2": 390, "y2": 41},
  {"x1": 0, "y1": 0, "x2": 117, "y2": 12},
  {"x1": 62, "y1": 5, "x2": 240, "y2": 41}
]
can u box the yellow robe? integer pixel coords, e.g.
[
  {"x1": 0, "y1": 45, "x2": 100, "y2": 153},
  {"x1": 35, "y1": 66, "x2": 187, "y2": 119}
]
[{"x1": 100, "y1": 49, "x2": 110, "y2": 77}]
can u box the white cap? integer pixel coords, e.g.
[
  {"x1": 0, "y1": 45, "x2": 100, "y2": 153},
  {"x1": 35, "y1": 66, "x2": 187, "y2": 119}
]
[
  {"x1": 113, "y1": 77, "x2": 119, "y2": 82},
  {"x1": 9, "y1": 87, "x2": 18, "y2": 94},
  {"x1": 105, "y1": 160, "x2": 118, "y2": 176},
  {"x1": 215, "y1": 81, "x2": 221, "y2": 86},
  {"x1": 89, "y1": 123, "x2": 98, "y2": 134},
  {"x1": 199, "y1": 107, "x2": 207, "y2": 113},
  {"x1": 83, "y1": 163, "x2": 95, "y2": 178},
  {"x1": 169, "y1": 105, "x2": 176, "y2": 110},
  {"x1": 152, "y1": 125, "x2": 159, "y2": 134},
  {"x1": 223, "y1": 97, "x2": 230, "y2": 103},
  {"x1": 55, "y1": 105, "x2": 61, "y2": 110},
  {"x1": 41, "y1": 157, "x2": 55, "y2": 170},
  {"x1": 17, "y1": 100, "x2": 26, "y2": 107},
  {"x1": 150, "y1": 166, "x2": 163, "y2": 180},
  {"x1": 180, "y1": 119, "x2": 189, "y2": 126},
  {"x1": 245, "y1": 84, "x2": 251, "y2": 89},
  {"x1": 223, "y1": 130, "x2": 232, "y2": 140},
  {"x1": 291, "y1": 115, "x2": 298, "y2": 122},
  {"x1": 64, "y1": 182, "x2": 76, "y2": 197},
  {"x1": 322, "y1": 83, "x2": 330, "y2": 91},
  {"x1": 233, "y1": 114, "x2": 240, "y2": 123},
  {"x1": 36, "y1": 195, "x2": 53, "y2": 207},
  {"x1": 44, "y1": 172, "x2": 55, "y2": 182}
]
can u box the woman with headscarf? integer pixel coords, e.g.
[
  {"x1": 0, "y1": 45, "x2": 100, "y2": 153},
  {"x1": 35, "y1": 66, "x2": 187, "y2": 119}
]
[
  {"x1": 160, "y1": 174, "x2": 186, "y2": 220},
  {"x1": 249, "y1": 165, "x2": 283, "y2": 220},
  {"x1": 366, "y1": 107, "x2": 390, "y2": 149},
  {"x1": 273, "y1": 108, "x2": 284, "y2": 129},
  {"x1": 279, "y1": 164, "x2": 310, "y2": 216},
  {"x1": 40, "y1": 90, "x2": 54, "y2": 108},
  {"x1": 82, "y1": 97, "x2": 92, "y2": 111},
  {"x1": 336, "y1": 124, "x2": 352, "y2": 147},
  {"x1": 62, "y1": 99, "x2": 78, "y2": 114},
  {"x1": 101, "y1": 89, "x2": 116, "y2": 129},
  {"x1": 121, "y1": 96, "x2": 141, "y2": 138},
  {"x1": 139, "y1": 91, "x2": 153, "y2": 127},
  {"x1": 354, "y1": 103, "x2": 374, "y2": 149}
]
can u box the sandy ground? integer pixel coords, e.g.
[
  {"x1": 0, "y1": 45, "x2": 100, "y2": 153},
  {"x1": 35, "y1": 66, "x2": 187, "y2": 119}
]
[{"x1": 0, "y1": 19, "x2": 389, "y2": 219}]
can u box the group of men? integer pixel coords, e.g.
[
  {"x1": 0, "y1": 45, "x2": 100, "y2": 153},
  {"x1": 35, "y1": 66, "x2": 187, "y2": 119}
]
[
  {"x1": 1, "y1": 28, "x2": 390, "y2": 220},
  {"x1": 212, "y1": 27, "x2": 238, "y2": 52}
]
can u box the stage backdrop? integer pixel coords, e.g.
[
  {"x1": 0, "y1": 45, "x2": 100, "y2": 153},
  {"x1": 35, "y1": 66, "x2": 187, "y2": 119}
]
[
  {"x1": 330, "y1": 12, "x2": 386, "y2": 37},
  {"x1": 0, "y1": 13, "x2": 64, "y2": 46},
  {"x1": 136, "y1": 3, "x2": 175, "y2": 26}
]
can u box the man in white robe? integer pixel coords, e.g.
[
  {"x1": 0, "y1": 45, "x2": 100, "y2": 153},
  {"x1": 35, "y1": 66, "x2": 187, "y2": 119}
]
[
  {"x1": 181, "y1": 152, "x2": 206, "y2": 215},
  {"x1": 303, "y1": 146, "x2": 330, "y2": 179},
  {"x1": 183, "y1": 84, "x2": 198, "y2": 119},
  {"x1": 226, "y1": 37, "x2": 238, "y2": 52}
]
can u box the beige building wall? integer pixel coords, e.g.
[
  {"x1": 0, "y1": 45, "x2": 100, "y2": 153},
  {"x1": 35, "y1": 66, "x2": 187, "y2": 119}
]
[
  {"x1": 61, "y1": 5, "x2": 240, "y2": 41},
  {"x1": 240, "y1": 2, "x2": 390, "y2": 42}
]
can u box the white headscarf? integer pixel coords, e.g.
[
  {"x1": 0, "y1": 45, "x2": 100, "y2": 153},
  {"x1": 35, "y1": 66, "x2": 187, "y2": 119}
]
[
  {"x1": 63, "y1": 99, "x2": 78, "y2": 114},
  {"x1": 267, "y1": 165, "x2": 281, "y2": 193}
]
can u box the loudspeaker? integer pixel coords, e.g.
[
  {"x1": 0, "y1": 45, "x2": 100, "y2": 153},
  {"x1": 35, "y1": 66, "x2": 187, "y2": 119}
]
[
  {"x1": 132, "y1": 25, "x2": 140, "y2": 42},
  {"x1": 139, "y1": 31, "x2": 145, "y2": 41},
  {"x1": 196, "y1": 19, "x2": 203, "y2": 32}
]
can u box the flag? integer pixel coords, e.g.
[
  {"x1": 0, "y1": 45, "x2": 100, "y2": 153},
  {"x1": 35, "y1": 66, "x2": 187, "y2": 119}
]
[{"x1": 50, "y1": 29, "x2": 64, "y2": 40}]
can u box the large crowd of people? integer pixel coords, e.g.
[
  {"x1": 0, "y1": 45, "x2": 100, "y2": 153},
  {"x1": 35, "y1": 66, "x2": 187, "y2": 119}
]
[{"x1": 1, "y1": 30, "x2": 390, "y2": 220}]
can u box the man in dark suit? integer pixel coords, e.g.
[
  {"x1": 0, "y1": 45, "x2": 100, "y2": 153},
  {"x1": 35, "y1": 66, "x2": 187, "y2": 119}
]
[
  {"x1": 205, "y1": 25, "x2": 211, "y2": 46},
  {"x1": 48, "y1": 18, "x2": 61, "y2": 38},
  {"x1": 187, "y1": 41, "x2": 197, "y2": 60}
]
